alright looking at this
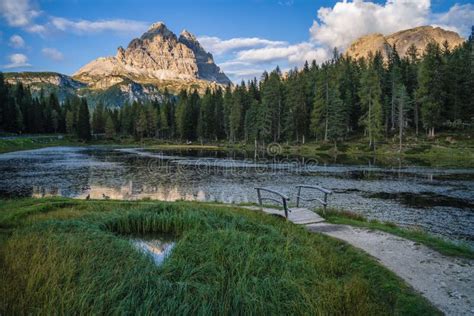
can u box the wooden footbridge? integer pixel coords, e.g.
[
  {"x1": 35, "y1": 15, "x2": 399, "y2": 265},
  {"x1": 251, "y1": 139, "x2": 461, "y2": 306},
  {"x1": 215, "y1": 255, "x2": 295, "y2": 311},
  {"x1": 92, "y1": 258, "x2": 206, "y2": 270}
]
[{"x1": 254, "y1": 185, "x2": 332, "y2": 225}]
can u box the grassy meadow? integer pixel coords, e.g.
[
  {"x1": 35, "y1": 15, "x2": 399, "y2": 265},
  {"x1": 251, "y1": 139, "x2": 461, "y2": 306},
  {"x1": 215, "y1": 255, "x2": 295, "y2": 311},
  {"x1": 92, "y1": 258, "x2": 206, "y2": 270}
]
[
  {"x1": 1, "y1": 131, "x2": 473, "y2": 168},
  {"x1": 0, "y1": 198, "x2": 439, "y2": 315}
]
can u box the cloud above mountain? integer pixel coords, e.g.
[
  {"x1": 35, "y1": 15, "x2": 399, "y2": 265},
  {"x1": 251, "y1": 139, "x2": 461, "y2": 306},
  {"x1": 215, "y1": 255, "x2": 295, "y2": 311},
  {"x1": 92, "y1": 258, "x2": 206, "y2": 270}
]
[
  {"x1": 3, "y1": 53, "x2": 31, "y2": 68},
  {"x1": 1, "y1": 0, "x2": 472, "y2": 81},
  {"x1": 200, "y1": 0, "x2": 473, "y2": 82},
  {"x1": 0, "y1": 0, "x2": 147, "y2": 35},
  {"x1": 309, "y1": 0, "x2": 473, "y2": 51}
]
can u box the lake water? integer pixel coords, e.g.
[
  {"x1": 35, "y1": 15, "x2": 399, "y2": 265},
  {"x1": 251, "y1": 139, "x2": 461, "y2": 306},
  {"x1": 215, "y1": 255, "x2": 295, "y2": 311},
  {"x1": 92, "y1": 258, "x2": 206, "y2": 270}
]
[
  {"x1": 0, "y1": 146, "x2": 473, "y2": 246},
  {"x1": 130, "y1": 235, "x2": 176, "y2": 266}
]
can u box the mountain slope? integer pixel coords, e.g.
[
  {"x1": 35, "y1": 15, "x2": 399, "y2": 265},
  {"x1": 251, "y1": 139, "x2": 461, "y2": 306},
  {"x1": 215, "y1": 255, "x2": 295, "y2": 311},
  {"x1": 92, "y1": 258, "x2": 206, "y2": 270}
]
[
  {"x1": 73, "y1": 22, "x2": 231, "y2": 89},
  {"x1": 345, "y1": 26, "x2": 465, "y2": 60},
  {"x1": 3, "y1": 22, "x2": 231, "y2": 107},
  {"x1": 4, "y1": 72, "x2": 163, "y2": 107}
]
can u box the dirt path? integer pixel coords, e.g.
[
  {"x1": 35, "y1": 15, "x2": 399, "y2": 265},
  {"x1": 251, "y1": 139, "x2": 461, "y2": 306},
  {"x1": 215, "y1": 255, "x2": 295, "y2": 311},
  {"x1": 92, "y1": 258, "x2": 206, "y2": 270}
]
[
  {"x1": 306, "y1": 222, "x2": 474, "y2": 315},
  {"x1": 238, "y1": 205, "x2": 474, "y2": 314}
]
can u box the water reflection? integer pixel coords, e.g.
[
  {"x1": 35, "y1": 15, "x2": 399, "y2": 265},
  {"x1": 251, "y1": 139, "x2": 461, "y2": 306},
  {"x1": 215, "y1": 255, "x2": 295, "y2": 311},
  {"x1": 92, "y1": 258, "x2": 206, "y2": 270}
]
[
  {"x1": 130, "y1": 235, "x2": 176, "y2": 266},
  {"x1": 75, "y1": 182, "x2": 208, "y2": 202},
  {"x1": 0, "y1": 146, "x2": 473, "y2": 245}
]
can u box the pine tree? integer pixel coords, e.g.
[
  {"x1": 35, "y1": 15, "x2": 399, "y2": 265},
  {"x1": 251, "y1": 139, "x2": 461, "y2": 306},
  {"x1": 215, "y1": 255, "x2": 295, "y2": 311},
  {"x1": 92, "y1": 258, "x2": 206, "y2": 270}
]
[
  {"x1": 0, "y1": 72, "x2": 8, "y2": 131},
  {"x1": 229, "y1": 87, "x2": 242, "y2": 142},
  {"x1": 175, "y1": 90, "x2": 188, "y2": 140},
  {"x1": 395, "y1": 84, "x2": 411, "y2": 151},
  {"x1": 92, "y1": 102, "x2": 106, "y2": 134},
  {"x1": 159, "y1": 100, "x2": 170, "y2": 138},
  {"x1": 135, "y1": 108, "x2": 148, "y2": 140},
  {"x1": 66, "y1": 110, "x2": 75, "y2": 134},
  {"x1": 213, "y1": 88, "x2": 226, "y2": 140},
  {"x1": 285, "y1": 69, "x2": 308, "y2": 142},
  {"x1": 105, "y1": 114, "x2": 116, "y2": 139},
  {"x1": 338, "y1": 56, "x2": 361, "y2": 133},
  {"x1": 77, "y1": 98, "x2": 91, "y2": 141},
  {"x1": 51, "y1": 110, "x2": 59, "y2": 133},
  {"x1": 417, "y1": 42, "x2": 444, "y2": 138},
  {"x1": 400, "y1": 45, "x2": 420, "y2": 134},
  {"x1": 447, "y1": 42, "x2": 472, "y2": 123},
  {"x1": 197, "y1": 88, "x2": 215, "y2": 141},
  {"x1": 223, "y1": 85, "x2": 233, "y2": 140},
  {"x1": 359, "y1": 56, "x2": 384, "y2": 151},
  {"x1": 310, "y1": 63, "x2": 345, "y2": 146},
  {"x1": 388, "y1": 45, "x2": 401, "y2": 132},
  {"x1": 48, "y1": 93, "x2": 63, "y2": 132},
  {"x1": 120, "y1": 102, "x2": 134, "y2": 135},
  {"x1": 261, "y1": 69, "x2": 283, "y2": 141},
  {"x1": 146, "y1": 103, "x2": 159, "y2": 137}
]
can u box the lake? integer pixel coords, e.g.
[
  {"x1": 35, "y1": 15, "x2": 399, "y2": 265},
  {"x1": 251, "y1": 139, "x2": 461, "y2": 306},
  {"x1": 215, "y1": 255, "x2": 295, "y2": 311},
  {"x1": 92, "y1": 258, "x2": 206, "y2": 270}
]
[{"x1": 0, "y1": 146, "x2": 472, "y2": 246}]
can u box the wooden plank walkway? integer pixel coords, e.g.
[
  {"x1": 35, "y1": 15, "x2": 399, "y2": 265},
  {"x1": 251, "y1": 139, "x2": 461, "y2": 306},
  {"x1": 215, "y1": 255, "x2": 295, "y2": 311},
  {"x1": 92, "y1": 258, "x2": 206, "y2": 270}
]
[{"x1": 242, "y1": 206, "x2": 325, "y2": 225}]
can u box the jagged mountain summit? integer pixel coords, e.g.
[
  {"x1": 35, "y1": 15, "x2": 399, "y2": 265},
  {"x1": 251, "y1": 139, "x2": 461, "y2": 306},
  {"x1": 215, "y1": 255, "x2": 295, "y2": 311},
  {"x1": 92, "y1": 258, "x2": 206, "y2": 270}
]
[
  {"x1": 73, "y1": 22, "x2": 231, "y2": 89},
  {"x1": 345, "y1": 26, "x2": 465, "y2": 60},
  {"x1": 4, "y1": 22, "x2": 231, "y2": 107}
]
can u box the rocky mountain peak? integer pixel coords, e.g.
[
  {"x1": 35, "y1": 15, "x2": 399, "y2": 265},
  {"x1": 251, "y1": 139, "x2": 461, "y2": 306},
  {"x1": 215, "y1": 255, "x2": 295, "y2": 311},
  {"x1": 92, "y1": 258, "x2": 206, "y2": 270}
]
[
  {"x1": 73, "y1": 21, "x2": 231, "y2": 91},
  {"x1": 141, "y1": 21, "x2": 175, "y2": 41},
  {"x1": 345, "y1": 25, "x2": 465, "y2": 60},
  {"x1": 180, "y1": 29, "x2": 197, "y2": 42}
]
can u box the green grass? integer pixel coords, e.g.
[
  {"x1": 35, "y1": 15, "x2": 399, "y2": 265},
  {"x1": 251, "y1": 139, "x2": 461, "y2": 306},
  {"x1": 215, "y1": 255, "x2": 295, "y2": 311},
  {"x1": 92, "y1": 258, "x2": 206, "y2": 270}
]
[
  {"x1": 2, "y1": 131, "x2": 473, "y2": 168},
  {"x1": 0, "y1": 198, "x2": 439, "y2": 315},
  {"x1": 0, "y1": 136, "x2": 82, "y2": 153},
  {"x1": 318, "y1": 208, "x2": 474, "y2": 259}
]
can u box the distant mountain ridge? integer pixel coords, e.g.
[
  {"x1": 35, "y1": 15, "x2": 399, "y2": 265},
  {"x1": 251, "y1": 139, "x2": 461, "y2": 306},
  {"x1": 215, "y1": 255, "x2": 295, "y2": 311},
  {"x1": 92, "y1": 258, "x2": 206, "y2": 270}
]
[{"x1": 345, "y1": 26, "x2": 465, "y2": 60}]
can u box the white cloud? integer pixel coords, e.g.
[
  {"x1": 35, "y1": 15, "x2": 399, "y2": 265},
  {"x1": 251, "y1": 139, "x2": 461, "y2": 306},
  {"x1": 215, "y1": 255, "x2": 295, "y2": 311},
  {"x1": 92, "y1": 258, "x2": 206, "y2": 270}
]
[
  {"x1": 9, "y1": 34, "x2": 25, "y2": 48},
  {"x1": 309, "y1": 0, "x2": 473, "y2": 52},
  {"x1": 3, "y1": 53, "x2": 31, "y2": 69},
  {"x1": 50, "y1": 17, "x2": 148, "y2": 34},
  {"x1": 219, "y1": 61, "x2": 266, "y2": 78},
  {"x1": 0, "y1": 0, "x2": 40, "y2": 27},
  {"x1": 26, "y1": 24, "x2": 47, "y2": 34},
  {"x1": 0, "y1": 0, "x2": 45, "y2": 35},
  {"x1": 432, "y1": 4, "x2": 474, "y2": 35},
  {"x1": 215, "y1": 0, "x2": 473, "y2": 82},
  {"x1": 236, "y1": 42, "x2": 328, "y2": 64},
  {"x1": 42, "y1": 47, "x2": 64, "y2": 61},
  {"x1": 310, "y1": 0, "x2": 432, "y2": 51},
  {"x1": 198, "y1": 36, "x2": 288, "y2": 55},
  {"x1": 0, "y1": 0, "x2": 147, "y2": 35}
]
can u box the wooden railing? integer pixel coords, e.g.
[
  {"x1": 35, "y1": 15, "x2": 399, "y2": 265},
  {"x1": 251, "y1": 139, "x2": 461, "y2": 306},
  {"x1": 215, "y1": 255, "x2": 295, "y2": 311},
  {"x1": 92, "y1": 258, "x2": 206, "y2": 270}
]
[
  {"x1": 295, "y1": 185, "x2": 332, "y2": 212},
  {"x1": 255, "y1": 187, "x2": 290, "y2": 218}
]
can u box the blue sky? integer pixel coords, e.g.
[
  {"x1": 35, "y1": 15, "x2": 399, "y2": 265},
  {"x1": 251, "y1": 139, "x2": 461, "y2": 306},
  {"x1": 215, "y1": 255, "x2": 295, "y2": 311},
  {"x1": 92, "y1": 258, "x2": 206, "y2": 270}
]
[{"x1": 1, "y1": 0, "x2": 473, "y2": 82}]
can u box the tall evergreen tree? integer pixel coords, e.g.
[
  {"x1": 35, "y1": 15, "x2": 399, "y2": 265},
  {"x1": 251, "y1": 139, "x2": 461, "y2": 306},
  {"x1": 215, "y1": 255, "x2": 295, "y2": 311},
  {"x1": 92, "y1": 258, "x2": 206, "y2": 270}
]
[
  {"x1": 135, "y1": 108, "x2": 148, "y2": 140},
  {"x1": 77, "y1": 98, "x2": 91, "y2": 141},
  {"x1": 417, "y1": 42, "x2": 444, "y2": 137},
  {"x1": 359, "y1": 56, "x2": 384, "y2": 150},
  {"x1": 285, "y1": 69, "x2": 308, "y2": 143},
  {"x1": 105, "y1": 114, "x2": 116, "y2": 139},
  {"x1": 261, "y1": 69, "x2": 283, "y2": 141},
  {"x1": 0, "y1": 73, "x2": 8, "y2": 131},
  {"x1": 92, "y1": 102, "x2": 106, "y2": 134},
  {"x1": 310, "y1": 63, "x2": 345, "y2": 145}
]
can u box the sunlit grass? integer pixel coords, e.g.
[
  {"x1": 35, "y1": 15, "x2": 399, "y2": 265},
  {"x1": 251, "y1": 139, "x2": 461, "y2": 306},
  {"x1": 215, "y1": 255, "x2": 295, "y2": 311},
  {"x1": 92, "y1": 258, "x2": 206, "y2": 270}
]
[{"x1": 0, "y1": 198, "x2": 439, "y2": 314}]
